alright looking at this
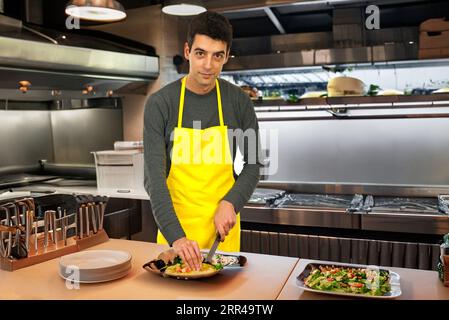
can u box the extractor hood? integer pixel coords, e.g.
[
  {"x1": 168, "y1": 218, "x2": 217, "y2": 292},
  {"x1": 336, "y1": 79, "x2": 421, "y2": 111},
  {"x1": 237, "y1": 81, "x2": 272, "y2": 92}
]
[
  {"x1": 0, "y1": 14, "x2": 159, "y2": 100},
  {"x1": 191, "y1": 0, "x2": 438, "y2": 72}
]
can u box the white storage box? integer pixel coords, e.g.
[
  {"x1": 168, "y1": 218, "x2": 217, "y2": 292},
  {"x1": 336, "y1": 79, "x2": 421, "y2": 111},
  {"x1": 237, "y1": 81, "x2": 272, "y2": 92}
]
[{"x1": 92, "y1": 150, "x2": 145, "y2": 194}]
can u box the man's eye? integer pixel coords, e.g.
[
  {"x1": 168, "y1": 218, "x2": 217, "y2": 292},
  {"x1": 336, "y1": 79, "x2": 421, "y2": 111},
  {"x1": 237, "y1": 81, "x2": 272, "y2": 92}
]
[
  {"x1": 214, "y1": 54, "x2": 224, "y2": 59},
  {"x1": 195, "y1": 51, "x2": 204, "y2": 57}
]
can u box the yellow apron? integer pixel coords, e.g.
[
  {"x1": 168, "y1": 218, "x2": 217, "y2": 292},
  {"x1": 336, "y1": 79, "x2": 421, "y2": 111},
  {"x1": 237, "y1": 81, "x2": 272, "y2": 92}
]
[{"x1": 156, "y1": 76, "x2": 240, "y2": 252}]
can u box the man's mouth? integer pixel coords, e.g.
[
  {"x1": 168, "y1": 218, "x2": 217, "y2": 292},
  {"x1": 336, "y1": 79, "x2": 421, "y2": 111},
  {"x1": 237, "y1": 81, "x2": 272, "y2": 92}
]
[{"x1": 200, "y1": 73, "x2": 214, "y2": 78}]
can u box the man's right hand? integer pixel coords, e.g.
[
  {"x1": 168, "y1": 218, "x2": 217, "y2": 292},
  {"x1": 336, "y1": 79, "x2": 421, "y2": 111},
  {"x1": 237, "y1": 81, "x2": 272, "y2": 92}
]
[{"x1": 172, "y1": 237, "x2": 202, "y2": 271}]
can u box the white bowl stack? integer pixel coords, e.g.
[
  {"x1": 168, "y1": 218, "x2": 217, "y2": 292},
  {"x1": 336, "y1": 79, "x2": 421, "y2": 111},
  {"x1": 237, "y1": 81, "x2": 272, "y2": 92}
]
[{"x1": 59, "y1": 250, "x2": 132, "y2": 283}]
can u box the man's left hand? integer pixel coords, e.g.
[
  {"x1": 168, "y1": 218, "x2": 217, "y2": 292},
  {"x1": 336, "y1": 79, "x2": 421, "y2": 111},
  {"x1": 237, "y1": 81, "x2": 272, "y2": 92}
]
[{"x1": 214, "y1": 200, "x2": 236, "y2": 242}]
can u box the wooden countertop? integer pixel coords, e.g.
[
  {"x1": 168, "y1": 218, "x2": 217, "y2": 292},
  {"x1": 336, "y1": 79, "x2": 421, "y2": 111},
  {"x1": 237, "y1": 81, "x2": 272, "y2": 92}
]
[
  {"x1": 3, "y1": 241, "x2": 449, "y2": 300},
  {"x1": 0, "y1": 239, "x2": 298, "y2": 300},
  {"x1": 277, "y1": 259, "x2": 449, "y2": 300}
]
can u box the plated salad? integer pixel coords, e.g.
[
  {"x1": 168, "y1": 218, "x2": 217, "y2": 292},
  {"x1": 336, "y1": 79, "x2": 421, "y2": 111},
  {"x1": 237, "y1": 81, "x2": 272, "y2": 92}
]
[{"x1": 303, "y1": 265, "x2": 391, "y2": 296}]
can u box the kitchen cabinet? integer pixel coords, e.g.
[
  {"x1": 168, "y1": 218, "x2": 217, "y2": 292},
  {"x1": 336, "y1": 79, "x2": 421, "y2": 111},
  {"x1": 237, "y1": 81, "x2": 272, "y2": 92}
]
[{"x1": 103, "y1": 198, "x2": 142, "y2": 240}]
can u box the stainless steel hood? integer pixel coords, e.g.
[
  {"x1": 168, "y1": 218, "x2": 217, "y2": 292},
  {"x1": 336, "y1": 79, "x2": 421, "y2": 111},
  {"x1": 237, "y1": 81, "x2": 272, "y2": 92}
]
[
  {"x1": 0, "y1": 14, "x2": 159, "y2": 100},
  {"x1": 199, "y1": 0, "x2": 440, "y2": 72},
  {"x1": 223, "y1": 43, "x2": 418, "y2": 71}
]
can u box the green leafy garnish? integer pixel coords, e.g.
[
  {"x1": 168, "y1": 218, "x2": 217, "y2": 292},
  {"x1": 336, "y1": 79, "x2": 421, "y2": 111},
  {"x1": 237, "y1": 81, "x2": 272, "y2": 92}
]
[
  {"x1": 304, "y1": 266, "x2": 391, "y2": 296},
  {"x1": 367, "y1": 84, "x2": 381, "y2": 96},
  {"x1": 214, "y1": 263, "x2": 223, "y2": 270},
  {"x1": 173, "y1": 256, "x2": 183, "y2": 265}
]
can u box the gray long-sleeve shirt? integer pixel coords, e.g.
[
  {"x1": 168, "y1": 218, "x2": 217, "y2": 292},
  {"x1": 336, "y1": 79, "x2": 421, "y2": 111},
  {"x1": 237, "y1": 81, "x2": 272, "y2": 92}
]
[{"x1": 143, "y1": 77, "x2": 262, "y2": 245}]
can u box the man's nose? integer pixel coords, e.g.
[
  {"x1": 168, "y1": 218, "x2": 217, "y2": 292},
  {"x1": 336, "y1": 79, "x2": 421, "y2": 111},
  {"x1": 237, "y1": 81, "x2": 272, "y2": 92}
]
[{"x1": 203, "y1": 55, "x2": 213, "y2": 70}]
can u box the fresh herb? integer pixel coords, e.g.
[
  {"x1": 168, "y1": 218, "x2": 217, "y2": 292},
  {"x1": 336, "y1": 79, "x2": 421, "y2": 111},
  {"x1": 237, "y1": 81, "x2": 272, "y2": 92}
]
[
  {"x1": 173, "y1": 256, "x2": 183, "y2": 265},
  {"x1": 287, "y1": 94, "x2": 299, "y2": 102},
  {"x1": 322, "y1": 65, "x2": 349, "y2": 73},
  {"x1": 367, "y1": 84, "x2": 381, "y2": 96}
]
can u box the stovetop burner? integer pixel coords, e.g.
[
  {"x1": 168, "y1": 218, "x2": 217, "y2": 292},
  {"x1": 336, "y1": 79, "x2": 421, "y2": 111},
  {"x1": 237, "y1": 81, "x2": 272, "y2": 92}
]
[
  {"x1": 274, "y1": 193, "x2": 359, "y2": 210},
  {"x1": 370, "y1": 196, "x2": 439, "y2": 213},
  {"x1": 246, "y1": 186, "x2": 449, "y2": 216},
  {"x1": 248, "y1": 188, "x2": 286, "y2": 205}
]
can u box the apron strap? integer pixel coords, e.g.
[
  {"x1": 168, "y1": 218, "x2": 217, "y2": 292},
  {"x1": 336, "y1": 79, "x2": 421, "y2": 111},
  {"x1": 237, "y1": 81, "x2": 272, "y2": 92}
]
[
  {"x1": 216, "y1": 79, "x2": 224, "y2": 127},
  {"x1": 177, "y1": 77, "x2": 187, "y2": 128},
  {"x1": 178, "y1": 76, "x2": 224, "y2": 128}
]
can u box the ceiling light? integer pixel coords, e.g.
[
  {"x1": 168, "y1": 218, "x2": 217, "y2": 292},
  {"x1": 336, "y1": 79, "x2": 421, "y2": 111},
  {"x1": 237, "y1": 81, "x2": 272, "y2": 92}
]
[
  {"x1": 19, "y1": 80, "x2": 31, "y2": 87},
  {"x1": 162, "y1": 0, "x2": 206, "y2": 16},
  {"x1": 65, "y1": 0, "x2": 126, "y2": 22},
  {"x1": 19, "y1": 80, "x2": 31, "y2": 93}
]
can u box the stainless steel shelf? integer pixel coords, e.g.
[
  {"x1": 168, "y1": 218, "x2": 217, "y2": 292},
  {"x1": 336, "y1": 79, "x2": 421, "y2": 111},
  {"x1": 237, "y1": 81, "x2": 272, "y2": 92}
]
[
  {"x1": 241, "y1": 204, "x2": 449, "y2": 235},
  {"x1": 241, "y1": 205, "x2": 360, "y2": 229},
  {"x1": 255, "y1": 94, "x2": 449, "y2": 120}
]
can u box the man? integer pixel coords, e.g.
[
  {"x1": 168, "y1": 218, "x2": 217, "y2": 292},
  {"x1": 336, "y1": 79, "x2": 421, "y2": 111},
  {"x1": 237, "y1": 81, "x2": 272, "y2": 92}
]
[{"x1": 143, "y1": 11, "x2": 261, "y2": 271}]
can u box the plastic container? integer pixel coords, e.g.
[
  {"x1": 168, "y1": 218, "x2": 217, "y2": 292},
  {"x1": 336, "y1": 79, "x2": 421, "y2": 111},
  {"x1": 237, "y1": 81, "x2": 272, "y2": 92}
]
[{"x1": 92, "y1": 150, "x2": 145, "y2": 194}]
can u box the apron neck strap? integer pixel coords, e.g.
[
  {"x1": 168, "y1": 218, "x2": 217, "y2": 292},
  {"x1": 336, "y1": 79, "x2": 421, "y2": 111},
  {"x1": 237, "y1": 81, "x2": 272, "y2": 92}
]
[{"x1": 178, "y1": 76, "x2": 224, "y2": 128}]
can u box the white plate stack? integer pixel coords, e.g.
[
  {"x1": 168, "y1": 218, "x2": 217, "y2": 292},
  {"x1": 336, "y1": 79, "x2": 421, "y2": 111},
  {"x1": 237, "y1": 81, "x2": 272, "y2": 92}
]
[{"x1": 59, "y1": 250, "x2": 132, "y2": 283}]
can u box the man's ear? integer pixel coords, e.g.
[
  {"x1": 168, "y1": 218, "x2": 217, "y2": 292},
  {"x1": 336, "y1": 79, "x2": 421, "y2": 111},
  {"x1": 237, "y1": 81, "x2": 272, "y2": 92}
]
[{"x1": 184, "y1": 42, "x2": 190, "y2": 61}]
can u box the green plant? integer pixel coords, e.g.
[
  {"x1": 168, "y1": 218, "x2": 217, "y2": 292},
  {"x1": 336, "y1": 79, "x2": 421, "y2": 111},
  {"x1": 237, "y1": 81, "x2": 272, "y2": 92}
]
[{"x1": 366, "y1": 84, "x2": 381, "y2": 96}]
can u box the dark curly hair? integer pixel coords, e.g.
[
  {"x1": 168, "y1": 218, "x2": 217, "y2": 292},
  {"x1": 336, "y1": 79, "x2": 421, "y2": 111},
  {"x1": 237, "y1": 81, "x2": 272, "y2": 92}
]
[{"x1": 187, "y1": 11, "x2": 233, "y2": 52}]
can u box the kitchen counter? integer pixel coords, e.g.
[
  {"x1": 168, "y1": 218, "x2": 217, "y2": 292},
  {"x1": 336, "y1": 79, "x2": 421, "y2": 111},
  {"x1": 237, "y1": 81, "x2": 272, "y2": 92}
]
[
  {"x1": 277, "y1": 258, "x2": 449, "y2": 300},
  {"x1": 0, "y1": 239, "x2": 298, "y2": 300},
  {"x1": 1, "y1": 240, "x2": 449, "y2": 300},
  {"x1": 54, "y1": 186, "x2": 150, "y2": 200}
]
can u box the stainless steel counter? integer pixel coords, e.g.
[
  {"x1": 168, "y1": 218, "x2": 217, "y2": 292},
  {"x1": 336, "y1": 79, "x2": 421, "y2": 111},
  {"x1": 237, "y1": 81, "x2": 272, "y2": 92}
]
[
  {"x1": 242, "y1": 205, "x2": 360, "y2": 229},
  {"x1": 248, "y1": 182, "x2": 449, "y2": 235}
]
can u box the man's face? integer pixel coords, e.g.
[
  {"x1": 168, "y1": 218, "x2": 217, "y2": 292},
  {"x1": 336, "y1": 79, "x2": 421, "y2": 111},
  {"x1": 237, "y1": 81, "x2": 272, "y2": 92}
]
[{"x1": 184, "y1": 34, "x2": 229, "y2": 88}]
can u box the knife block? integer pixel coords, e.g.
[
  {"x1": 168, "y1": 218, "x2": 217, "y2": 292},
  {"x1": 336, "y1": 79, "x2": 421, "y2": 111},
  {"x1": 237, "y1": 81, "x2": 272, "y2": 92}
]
[{"x1": 0, "y1": 229, "x2": 109, "y2": 272}]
